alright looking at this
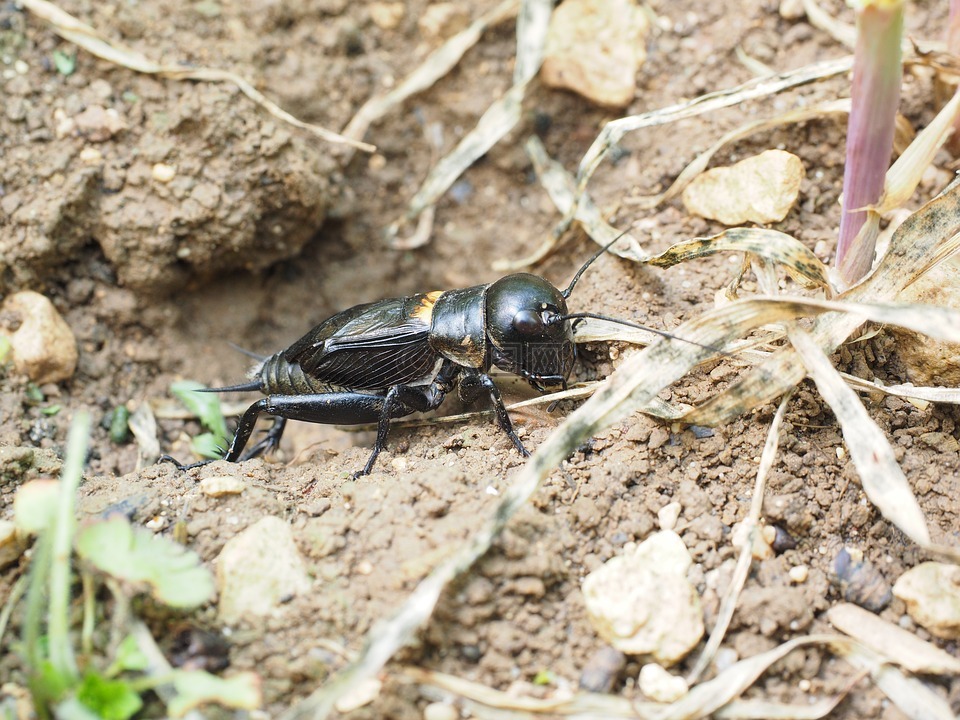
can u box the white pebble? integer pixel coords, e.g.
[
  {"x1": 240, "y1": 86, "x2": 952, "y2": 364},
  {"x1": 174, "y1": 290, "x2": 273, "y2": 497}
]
[
  {"x1": 79, "y1": 147, "x2": 103, "y2": 164},
  {"x1": 657, "y1": 501, "x2": 682, "y2": 531},
  {"x1": 152, "y1": 163, "x2": 176, "y2": 183},
  {"x1": 789, "y1": 565, "x2": 809, "y2": 584},
  {"x1": 639, "y1": 663, "x2": 688, "y2": 703},
  {"x1": 200, "y1": 475, "x2": 245, "y2": 497}
]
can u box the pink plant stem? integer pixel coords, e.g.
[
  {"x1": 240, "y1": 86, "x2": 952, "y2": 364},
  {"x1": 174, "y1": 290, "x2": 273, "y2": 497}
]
[
  {"x1": 946, "y1": 0, "x2": 960, "y2": 156},
  {"x1": 836, "y1": 2, "x2": 903, "y2": 284}
]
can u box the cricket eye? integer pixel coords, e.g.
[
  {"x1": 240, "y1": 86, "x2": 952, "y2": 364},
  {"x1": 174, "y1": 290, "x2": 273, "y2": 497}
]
[{"x1": 513, "y1": 309, "x2": 543, "y2": 334}]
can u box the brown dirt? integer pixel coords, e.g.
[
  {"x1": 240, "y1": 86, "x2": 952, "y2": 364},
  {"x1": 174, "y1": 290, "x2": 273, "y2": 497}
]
[{"x1": 2, "y1": 0, "x2": 959, "y2": 717}]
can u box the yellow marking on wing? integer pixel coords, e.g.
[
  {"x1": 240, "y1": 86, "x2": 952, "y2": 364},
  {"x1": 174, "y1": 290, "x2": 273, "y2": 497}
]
[{"x1": 412, "y1": 290, "x2": 444, "y2": 324}]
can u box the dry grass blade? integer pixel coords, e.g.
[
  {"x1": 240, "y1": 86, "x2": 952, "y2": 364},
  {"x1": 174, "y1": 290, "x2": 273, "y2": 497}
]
[
  {"x1": 627, "y1": 100, "x2": 851, "y2": 211},
  {"x1": 801, "y1": 0, "x2": 857, "y2": 48},
  {"x1": 129, "y1": 402, "x2": 160, "y2": 470},
  {"x1": 493, "y1": 136, "x2": 647, "y2": 270},
  {"x1": 789, "y1": 328, "x2": 929, "y2": 545},
  {"x1": 20, "y1": 0, "x2": 373, "y2": 152},
  {"x1": 644, "y1": 229, "x2": 830, "y2": 290},
  {"x1": 566, "y1": 55, "x2": 853, "y2": 230},
  {"x1": 841, "y1": 645, "x2": 957, "y2": 720},
  {"x1": 390, "y1": 0, "x2": 551, "y2": 240},
  {"x1": 713, "y1": 694, "x2": 851, "y2": 720},
  {"x1": 341, "y1": 0, "x2": 519, "y2": 149},
  {"x1": 687, "y1": 177, "x2": 960, "y2": 426},
  {"x1": 878, "y1": 84, "x2": 960, "y2": 213},
  {"x1": 687, "y1": 392, "x2": 793, "y2": 684},
  {"x1": 403, "y1": 639, "x2": 851, "y2": 719},
  {"x1": 841, "y1": 375, "x2": 960, "y2": 405},
  {"x1": 827, "y1": 603, "x2": 960, "y2": 675},
  {"x1": 655, "y1": 635, "x2": 846, "y2": 720}
]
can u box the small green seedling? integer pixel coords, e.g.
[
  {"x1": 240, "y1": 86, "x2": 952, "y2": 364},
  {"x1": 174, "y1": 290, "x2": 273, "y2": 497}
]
[
  {"x1": 52, "y1": 49, "x2": 76, "y2": 76},
  {"x1": 12, "y1": 413, "x2": 260, "y2": 718},
  {"x1": 170, "y1": 380, "x2": 231, "y2": 459}
]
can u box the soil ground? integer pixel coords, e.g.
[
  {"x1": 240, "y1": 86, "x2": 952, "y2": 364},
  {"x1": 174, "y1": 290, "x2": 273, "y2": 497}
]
[{"x1": 2, "y1": 0, "x2": 959, "y2": 718}]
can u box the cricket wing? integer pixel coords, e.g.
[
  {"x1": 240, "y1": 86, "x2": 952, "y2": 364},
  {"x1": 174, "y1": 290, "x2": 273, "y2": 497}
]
[{"x1": 282, "y1": 294, "x2": 441, "y2": 389}]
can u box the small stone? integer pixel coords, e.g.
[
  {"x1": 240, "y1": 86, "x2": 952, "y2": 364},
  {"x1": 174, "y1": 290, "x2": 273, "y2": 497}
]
[
  {"x1": 770, "y1": 525, "x2": 798, "y2": 553},
  {"x1": 152, "y1": 163, "x2": 177, "y2": 183},
  {"x1": 582, "y1": 531, "x2": 704, "y2": 665},
  {"x1": 639, "y1": 663, "x2": 688, "y2": 703},
  {"x1": 14, "y1": 59, "x2": 28, "y2": 74},
  {"x1": 833, "y1": 546, "x2": 892, "y2": 612},
  {"x1": 893, "y1": 562, "x2": 960, "y2": 639},
  {"x1": 731, "y1": 521, "x2": 774, "y2": 560},
  {"x1": 789, "y1": 565, "x2": 809, "y2": 584},
  {"x1": 657, "y1": 501, "x2": 682, "y2": 531},
  {"x1": 199, "y1": 475, "x2": 246, "y2": 497},
  {"x1": 369, "y1": 1, "x2": 404, "y2": 30},
  {"x1": 0, "y1": 521, "x2": 27, "y2": 569},
  {"x1": 79, "y1": 147, "x2": 103, "y2": 164},
  {"x1": 682, "y1": 149, "x2": 804, "y2": 225},
  {"x1": 334, "y1": 677, "x2": 381, "y2": 713},
  {"x1": 578, "y1": 646, "x2": 626, "y2": 692},
  {"x1": 540, "y1": 0, "x2": 649, "y2": 108},
  {"x1": 0, "y1": 291, "x2": 78, "y2": 384},
  {"x1": 423, "y1": 701, "x2": 458, "y2": 720},
  {"x1": 216, "y1": 516, "x2": 312, "y2": 623},
  {"x1": 511, "y1": 577, "x2": 546, "y2": 597},
  {"x1": 73, "y1": 105, "x2": 127, "y2": 142}
]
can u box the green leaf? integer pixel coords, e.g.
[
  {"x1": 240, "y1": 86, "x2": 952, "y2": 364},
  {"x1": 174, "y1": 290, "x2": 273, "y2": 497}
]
[
  {"x1": 35, "y1": 658, "x2": 73, "y2": 703},
  {"x1": 76, "y1": 517, "x2": 214, "y2": 609},
  {"x1": 25, "y1": 383, "x2": 44, "y2": 403},
  {"x1": 52, "y1": 50, "x2": 76, "y2": 76},
  {"x1": 533, "y1": 669, "x2": 556, "y2": 686},
  {"x1": 170, "y1": 380, "x2": 230, "y2": 452},
  {"x1": 13, "y1": 480, "x2": 60, "y2": 534},
  {"x1": 41, "y1": 404, "x2": 62, "y2": 416},
  {"x1": 190, "y1": 432, "x2": 225, "y2": 460},
  {"x1": 109, "y1": 635, "x2": 149, "y2": 675},
  {"x1": 167, "y1": 670, "x2": 261, "y2": 718},
  {"x1": 75, "y1": 673, "x2": 143, "y2": 720}
]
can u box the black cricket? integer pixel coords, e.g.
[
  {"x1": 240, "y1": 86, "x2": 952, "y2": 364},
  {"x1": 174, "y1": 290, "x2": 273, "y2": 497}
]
[{"x1": 165, "y1": 239, "x2": 647, "y2": 477}]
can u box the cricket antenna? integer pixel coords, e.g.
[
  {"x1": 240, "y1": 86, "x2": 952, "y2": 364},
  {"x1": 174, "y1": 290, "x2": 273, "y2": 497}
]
[
  {"x1": 561, "y1": 231, "x2": 631, "y2": 299},
  {"x1": 561, "y1": 311, "x2": 731, "y2": 359}
]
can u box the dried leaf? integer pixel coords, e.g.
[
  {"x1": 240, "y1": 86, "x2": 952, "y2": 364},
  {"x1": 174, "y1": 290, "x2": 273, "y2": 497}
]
[
  {"x1": 827, "y1": 603, "x2": 960, "y2": 674},
  {"x1": 789, "y1": 328, "x2": 929, "y2": 545},
  {"x1": 841, "y1": 645, "x2": 956, "y2": 720},
  {"x1": 643, "y1": 228, "x2": 830, "y2": 290}
]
